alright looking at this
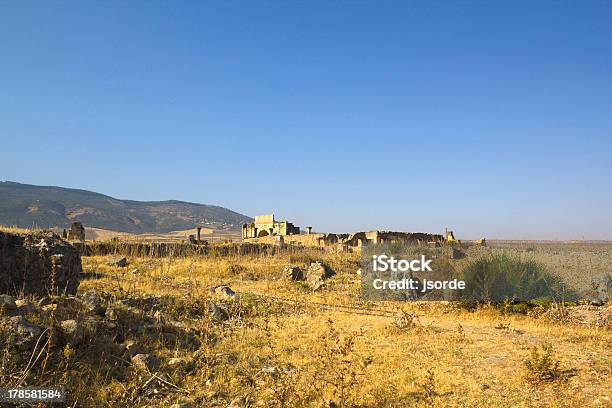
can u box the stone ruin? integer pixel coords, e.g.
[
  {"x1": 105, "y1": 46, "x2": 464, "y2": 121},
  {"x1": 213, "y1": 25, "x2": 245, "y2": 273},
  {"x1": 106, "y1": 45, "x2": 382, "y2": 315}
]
[
  {"x1": 242, "y1": 214, "x2": 300, "y2": 239},
  {"x1": 0, "y1": 230, "x2": 82, "y2": 296},
  {"x1": 239, "y1": 213, "x2": 491, "y2": 257},
  {"x1": 67, "y1": 221, "x2": 85, "y2": 242},
  {"x1": 241, "y1": 214, "x2": 484, "y2": 252},
  {"x1": 244, "y1": 219, "x2": 446, "y2": 251}
]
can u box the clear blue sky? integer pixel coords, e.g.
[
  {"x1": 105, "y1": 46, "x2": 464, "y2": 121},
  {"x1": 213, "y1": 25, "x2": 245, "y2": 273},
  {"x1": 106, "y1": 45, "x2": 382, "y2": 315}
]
[{"x1": 1, "y1": 1, "x2": 611, "y2": 240}]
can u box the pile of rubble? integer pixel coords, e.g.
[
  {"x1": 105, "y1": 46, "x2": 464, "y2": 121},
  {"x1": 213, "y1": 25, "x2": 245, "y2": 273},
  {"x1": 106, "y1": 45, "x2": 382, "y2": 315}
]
[
  {"x1": 0, "y1": 288, "x2": 246, "y2": 407},
  {"x1": 0, "y1": 291, "x2": 207, "y2": 369},
  {"x1": 284, "y1": 261, "x2": 336, "y2": 290},
  {"x1": 0, "y1": 230, "x2": 81, "y2": 296}
]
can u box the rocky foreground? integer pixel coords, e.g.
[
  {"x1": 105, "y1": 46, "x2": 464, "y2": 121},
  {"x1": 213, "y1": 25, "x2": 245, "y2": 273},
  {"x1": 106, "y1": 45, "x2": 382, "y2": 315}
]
[
  {"x1": 0, "y1": 230, "x2": 610, "y2": 407},
  {"x1": 0, "y1": 286, "x2": 243, "y2": 407}
]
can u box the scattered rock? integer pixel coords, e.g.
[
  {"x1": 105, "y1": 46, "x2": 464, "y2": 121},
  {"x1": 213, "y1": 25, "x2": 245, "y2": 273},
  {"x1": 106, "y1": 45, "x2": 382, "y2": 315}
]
[
  {"x1": 480, "y1": 383, "x2": 490, "y2": 391},
  {"x1": 7, "y1": 315, "x2": 44, "y2": 349},
  {"x1": 107, "y1": 257, "x2": 128, "y2": 267},
  {"x1": 168, "y1": 357, "x2": 191, "y2": 367},
  {"x1": 494, "y1": 322, "x2": 522, "y2": 334},
  {"x1": 0, "y1": 294, "x2": 17, "y2": 310},
  {"x1": 15, "y1": 299, "x2": 37, "y2": 314},
  {"x1": 10, "y1": 315, "x2": 43, "y2": 337},
  {"x1": 119, "y1": 296, "x2": 160, "y2": 312},
  {"x1": 60, "y1": 319, "x2": 84, "y2": 345},
  {"x1": 82, "y1": 316, "x2": 102, "y2": 334},
  {"x1": 123, "y1": 340, "x2": 142, "y2": 357},
  {"x1": 283, "y1": 266, "x2": 304, "y2": 281},
  {"x1": 207, "y1": 301, "x2": 229, "y2": 322},
  {"x1": 550, "y1": 304, "x2": 612, "y2": 327},
  {"x1": 79, "y1": 292, "x2": 106, "y2": 316},
  {"x1": 171, "y1": 402, "x2": 193, "y2": 408},
  {"x1": 210, "y1": 285, "x2": 236, "y2": 299},
  {"x1": 283, "y1": 365, "x2": 297, "y2": 375},
  {"x1": 131, "y1": 353, "x2": 159, "y2": 371},
  {"x1": 130, "y1": 268, "x2": 140, "y2": 274},
  {"x1": 261, "y1": 365, "x2": 278, "y2": 378},
  {"x1": 101, "y1": 321, "x2": 117, "y2": 330},
  {"x1": 306, "y1": 261, "x2": 335, "y2": 290}
]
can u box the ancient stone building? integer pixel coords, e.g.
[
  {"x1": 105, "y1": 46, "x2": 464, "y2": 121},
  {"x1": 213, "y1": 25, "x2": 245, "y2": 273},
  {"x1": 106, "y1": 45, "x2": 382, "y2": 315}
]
[
  {"x1": 241, "y1": 214, "x2": 457, "y2": 252},
  {"x1": 244, "y1": 225, "x2": 445, "y2": 251},
  {"x1": 67, "y1": 222, "x2": 85, "y2": 242},
  {"x1": 242, "y1": 214, "x2": 300, "y2": 239}
]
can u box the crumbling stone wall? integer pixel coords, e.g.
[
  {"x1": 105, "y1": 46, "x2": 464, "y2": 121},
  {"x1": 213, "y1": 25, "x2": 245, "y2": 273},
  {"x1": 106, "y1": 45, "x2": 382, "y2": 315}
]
[
  {"x1": 0, "y1": 231, "x2": 81, "y2": 296},
  {"x1": 245, "y1": 230, "x2": 445, "y2": 250}
]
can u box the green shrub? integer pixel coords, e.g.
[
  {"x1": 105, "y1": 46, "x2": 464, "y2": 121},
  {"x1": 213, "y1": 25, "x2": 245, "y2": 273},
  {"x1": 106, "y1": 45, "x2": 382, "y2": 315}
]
[
  {"x1": 461, "y1": 254, "x2": 574, "y2": 303},
  {"x1": 524, "y1": 342, "x2": 560, "y2": 383},
  {"x1": 506, "y1": 302, "x2": 529, "y2": 314}
]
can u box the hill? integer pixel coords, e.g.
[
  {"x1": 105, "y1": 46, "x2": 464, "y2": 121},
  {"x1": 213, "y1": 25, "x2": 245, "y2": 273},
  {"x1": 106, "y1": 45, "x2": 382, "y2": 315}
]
[{"x1": 0, "y1": 181, "x2": 252, "y2": 233}]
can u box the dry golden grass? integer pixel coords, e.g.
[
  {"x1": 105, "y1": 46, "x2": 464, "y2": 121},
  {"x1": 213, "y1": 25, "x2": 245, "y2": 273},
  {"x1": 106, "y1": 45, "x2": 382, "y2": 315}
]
[
  {"x1": 1, "y1": 236, "x2": 610, "y2": 407},
  {"x1": 0, "y1": 224, "x2": 241, "y2": 242},
  {"x1": 70, "y1": 250, "x2": 612, "y2": 407},
  {"x1": 0, "y1": 225, "x2": 36, "y2": 234},
  {"x1": 83, "y1": 226, "x2": 237, "y2": 242}
]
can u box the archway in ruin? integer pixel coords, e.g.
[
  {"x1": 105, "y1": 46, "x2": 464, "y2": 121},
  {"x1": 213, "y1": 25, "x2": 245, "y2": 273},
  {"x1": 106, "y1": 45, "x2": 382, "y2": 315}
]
[{"x1": 257, "y1": 230, "x2": 269, "y2": 237}]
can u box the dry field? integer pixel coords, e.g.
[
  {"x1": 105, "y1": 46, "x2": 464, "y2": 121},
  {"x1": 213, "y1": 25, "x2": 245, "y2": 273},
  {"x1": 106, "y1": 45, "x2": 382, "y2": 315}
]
[
  {"x1": 487, "y1": 242, "x2": 612, "y2": 294},
  {"x1": 45, "y1": 226, "x2": 241, "y2": 243},
  {"x1": 1, "y1": 241, "x2": 611, "y2": 407}
]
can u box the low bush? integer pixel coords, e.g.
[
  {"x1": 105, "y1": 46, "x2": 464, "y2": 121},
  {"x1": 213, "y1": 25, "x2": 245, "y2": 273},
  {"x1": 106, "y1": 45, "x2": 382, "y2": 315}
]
[
  {"x1": 461, "y1": 254, "x2": 575, "y2": 303},
  {"x1": 524, "y1": 342, "x2": 561, "y2": 383}
]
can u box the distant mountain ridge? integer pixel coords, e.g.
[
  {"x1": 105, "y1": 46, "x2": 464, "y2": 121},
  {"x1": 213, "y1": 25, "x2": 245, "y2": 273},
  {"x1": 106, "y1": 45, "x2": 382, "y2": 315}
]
[{"x1": 0, "y1": 181, "x2": 252, "y2": 233}]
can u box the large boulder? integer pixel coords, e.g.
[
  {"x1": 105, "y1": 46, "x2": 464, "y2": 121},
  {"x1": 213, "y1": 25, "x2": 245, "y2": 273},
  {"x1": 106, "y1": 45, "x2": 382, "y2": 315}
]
[
  {"x1": 107, "y1": 257, "x2": 128, "y2": 267},
  {"x1": 4, "y1": 315, "x2": 45, "y2": 350},
  {"x1": 0, "y1": 231, "x2": 81, "y2": 296},
  {"x1": 60, "y1": 319, "x2": 84, "y2": 345},
  {"x1": 131, "y1": 353, "x2": 160, "y2": 371},
  {"x1": 77, "y1": 291, "x2": 106, "y2": 316},
  {"x1": 15, "y1": 299, "x2": 37, "y2": 314},
  {"x1": 0, "y1": 294, "x2": 17, "y2": 311},
  {"x1": 306, "y1": 261, "x2": 335, "y2": 290}
]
